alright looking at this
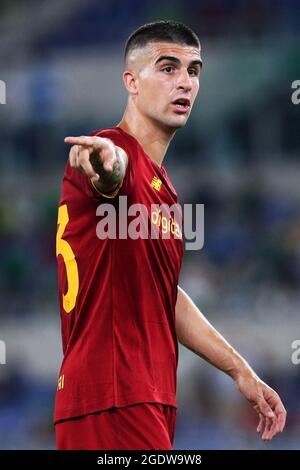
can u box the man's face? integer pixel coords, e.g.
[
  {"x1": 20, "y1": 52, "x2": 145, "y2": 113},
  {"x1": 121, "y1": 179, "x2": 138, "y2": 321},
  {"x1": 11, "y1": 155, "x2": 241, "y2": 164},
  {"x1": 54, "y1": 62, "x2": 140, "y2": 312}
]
[{"x1": 126, "y1": 41, "x2": 202, "y2": 130}]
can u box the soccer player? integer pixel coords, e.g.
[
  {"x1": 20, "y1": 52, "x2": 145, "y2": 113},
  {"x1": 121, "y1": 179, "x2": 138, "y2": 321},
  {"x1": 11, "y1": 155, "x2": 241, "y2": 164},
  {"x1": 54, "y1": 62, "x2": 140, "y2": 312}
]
[{"x1": 55, "y1": 20, "x2": 286, "y2": 450}]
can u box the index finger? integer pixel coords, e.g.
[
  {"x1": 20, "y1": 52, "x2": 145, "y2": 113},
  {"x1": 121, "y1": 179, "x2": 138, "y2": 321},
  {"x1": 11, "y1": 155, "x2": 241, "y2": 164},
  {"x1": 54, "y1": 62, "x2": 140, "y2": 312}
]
[{"x1": 64, "y1": 136, "x2": 108, "y2": 149}]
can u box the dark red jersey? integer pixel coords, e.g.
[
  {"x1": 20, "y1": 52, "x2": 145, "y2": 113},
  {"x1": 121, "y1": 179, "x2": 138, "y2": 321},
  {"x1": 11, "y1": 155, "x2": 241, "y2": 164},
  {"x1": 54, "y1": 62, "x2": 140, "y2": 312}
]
[{"x1": 54, "y1": 127, "x2": 184, "y2": 423}]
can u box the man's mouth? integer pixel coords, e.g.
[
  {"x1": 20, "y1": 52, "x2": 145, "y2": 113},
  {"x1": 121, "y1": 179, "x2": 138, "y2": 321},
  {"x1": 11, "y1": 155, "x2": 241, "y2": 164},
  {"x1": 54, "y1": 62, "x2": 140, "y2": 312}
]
[{"x1": 171, "y1": 98, "x2": 191, "y2": 113}]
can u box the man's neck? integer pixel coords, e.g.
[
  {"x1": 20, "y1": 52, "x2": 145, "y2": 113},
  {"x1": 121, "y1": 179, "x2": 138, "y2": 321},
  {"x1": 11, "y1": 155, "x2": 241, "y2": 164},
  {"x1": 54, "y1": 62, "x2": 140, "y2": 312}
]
[{"x1": 117, "y1": 109, "x2": 175, "y2": 167}]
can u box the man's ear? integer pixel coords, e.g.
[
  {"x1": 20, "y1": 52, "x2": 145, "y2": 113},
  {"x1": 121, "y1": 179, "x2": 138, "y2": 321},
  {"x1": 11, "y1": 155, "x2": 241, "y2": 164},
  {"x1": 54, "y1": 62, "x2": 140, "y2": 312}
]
[{"x1": 123, "y1": 70, "x2": 138, "y2": 95}]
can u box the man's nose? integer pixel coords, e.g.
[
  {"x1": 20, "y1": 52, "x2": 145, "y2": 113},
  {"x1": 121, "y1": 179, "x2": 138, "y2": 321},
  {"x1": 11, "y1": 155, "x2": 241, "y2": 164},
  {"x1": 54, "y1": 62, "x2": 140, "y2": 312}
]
[{"x1": 177, "y1": 70, "x2": 192, "y2": 91}]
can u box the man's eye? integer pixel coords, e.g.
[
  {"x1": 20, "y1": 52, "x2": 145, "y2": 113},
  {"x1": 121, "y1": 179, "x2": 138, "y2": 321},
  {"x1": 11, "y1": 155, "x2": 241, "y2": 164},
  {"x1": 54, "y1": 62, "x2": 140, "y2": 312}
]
[
  {"x1": 188, "y1": 69, "x2": 198, "y2": 76},
  {"x1": 162, "y1": 66, "x2": 174, "y2": 73}
]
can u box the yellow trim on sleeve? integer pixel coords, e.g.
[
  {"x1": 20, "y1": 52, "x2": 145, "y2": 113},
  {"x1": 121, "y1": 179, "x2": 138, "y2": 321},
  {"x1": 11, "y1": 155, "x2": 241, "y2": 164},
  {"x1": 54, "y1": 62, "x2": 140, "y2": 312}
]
[{"x1": 90, "y1": 178, "x2": 123, "y2": 198}]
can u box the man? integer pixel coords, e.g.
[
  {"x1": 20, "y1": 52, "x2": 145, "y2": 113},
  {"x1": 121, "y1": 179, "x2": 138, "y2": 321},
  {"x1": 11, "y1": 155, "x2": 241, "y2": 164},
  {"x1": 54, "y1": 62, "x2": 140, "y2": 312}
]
[{"x1": 55, "y1": 20, "x2": 286, "y2": 450}]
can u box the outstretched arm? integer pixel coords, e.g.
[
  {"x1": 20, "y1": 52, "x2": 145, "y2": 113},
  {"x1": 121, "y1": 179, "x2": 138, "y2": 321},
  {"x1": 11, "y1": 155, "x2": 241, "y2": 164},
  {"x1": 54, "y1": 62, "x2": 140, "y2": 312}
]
[{"x1": 175, "y1": 286, "x2": 287, "y2": 441}]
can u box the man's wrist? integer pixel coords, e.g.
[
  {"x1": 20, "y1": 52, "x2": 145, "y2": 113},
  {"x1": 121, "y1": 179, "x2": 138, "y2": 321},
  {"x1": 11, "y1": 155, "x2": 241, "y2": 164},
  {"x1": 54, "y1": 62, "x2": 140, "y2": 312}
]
[{"x1": 227, "y1": 354, "x2": 257, "y2": 383}]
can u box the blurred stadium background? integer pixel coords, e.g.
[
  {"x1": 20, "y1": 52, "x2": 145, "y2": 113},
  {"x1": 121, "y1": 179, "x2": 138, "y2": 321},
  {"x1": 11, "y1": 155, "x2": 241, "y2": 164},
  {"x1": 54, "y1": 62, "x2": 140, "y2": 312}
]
[{"x1": 0, "y1": 0, "x2": 299, "y2": 449}]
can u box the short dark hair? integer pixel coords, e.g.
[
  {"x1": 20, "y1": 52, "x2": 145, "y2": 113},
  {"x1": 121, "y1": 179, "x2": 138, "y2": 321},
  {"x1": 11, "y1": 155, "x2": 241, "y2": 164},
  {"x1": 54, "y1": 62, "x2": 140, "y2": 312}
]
[{"x1": 125, "y1": 20, "x2": 200, "y2": 61}]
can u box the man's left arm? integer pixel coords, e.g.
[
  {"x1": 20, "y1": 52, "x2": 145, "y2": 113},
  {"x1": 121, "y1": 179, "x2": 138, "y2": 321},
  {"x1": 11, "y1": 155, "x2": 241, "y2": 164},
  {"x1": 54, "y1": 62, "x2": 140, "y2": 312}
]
[{"x1": 175, "y1": 286, "x2": 287, "y2": 441}]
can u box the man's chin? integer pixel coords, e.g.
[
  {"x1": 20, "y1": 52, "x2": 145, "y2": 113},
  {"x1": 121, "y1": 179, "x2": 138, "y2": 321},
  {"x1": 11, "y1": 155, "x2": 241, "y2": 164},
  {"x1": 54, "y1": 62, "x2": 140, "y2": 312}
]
[
  {"x1": 153, "y1": 114, "x2": 188, "y2": 132},
  {"x1": 169, "y1": 117, "x2": 188, "y2": 129},
  {"x1": 162, "y1": 113, "x2": 189, "y2": 129}
]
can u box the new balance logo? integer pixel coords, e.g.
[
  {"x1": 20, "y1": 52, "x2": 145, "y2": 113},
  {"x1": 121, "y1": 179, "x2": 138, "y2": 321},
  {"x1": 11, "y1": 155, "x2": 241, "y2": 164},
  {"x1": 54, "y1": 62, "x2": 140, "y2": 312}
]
[
  {"x1": 151, "y1": 176, "x2": 162, "y2": 191},
  {"x1": 57, "y1": 374, "x2": 65, "y2": 390}
]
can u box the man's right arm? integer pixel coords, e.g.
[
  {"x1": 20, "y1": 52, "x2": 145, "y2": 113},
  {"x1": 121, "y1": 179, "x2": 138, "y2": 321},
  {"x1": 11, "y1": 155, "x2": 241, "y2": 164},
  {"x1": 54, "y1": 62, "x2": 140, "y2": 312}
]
[{"x1": 64, "y1": 135, "x2": 128, "y2": 196}]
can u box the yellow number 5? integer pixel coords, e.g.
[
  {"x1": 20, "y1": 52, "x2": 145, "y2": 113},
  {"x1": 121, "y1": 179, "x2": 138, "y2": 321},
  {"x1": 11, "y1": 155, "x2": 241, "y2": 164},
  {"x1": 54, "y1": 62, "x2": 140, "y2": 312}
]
[{"x1": 56, "y1": 204, "x2": 79, "y2": 313}]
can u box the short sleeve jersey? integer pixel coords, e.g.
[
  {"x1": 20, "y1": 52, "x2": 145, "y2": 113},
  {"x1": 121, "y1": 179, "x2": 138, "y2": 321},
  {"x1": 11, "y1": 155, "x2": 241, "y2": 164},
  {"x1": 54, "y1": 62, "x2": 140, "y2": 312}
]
[{"x1": 55, "y1": 127, "x2": 184, "y2": 422}]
